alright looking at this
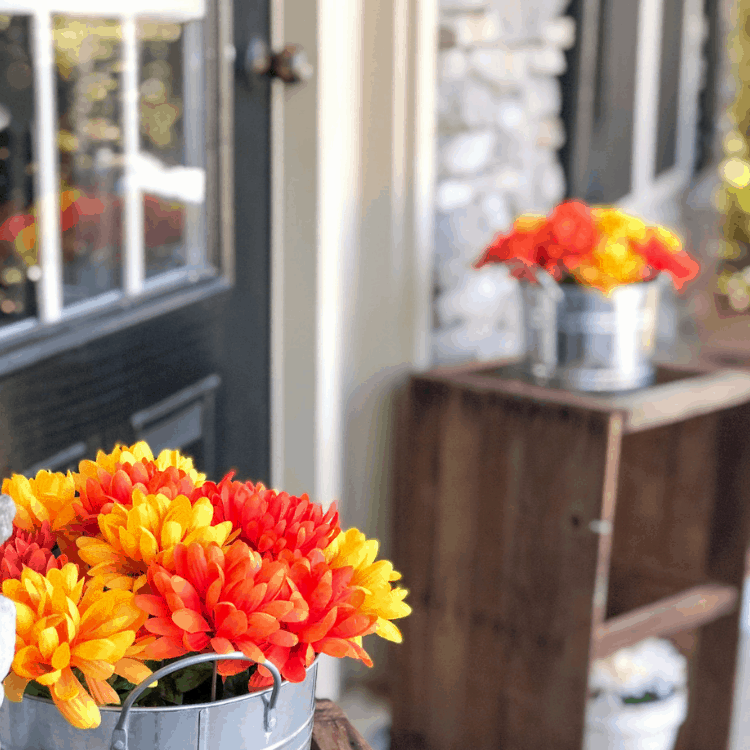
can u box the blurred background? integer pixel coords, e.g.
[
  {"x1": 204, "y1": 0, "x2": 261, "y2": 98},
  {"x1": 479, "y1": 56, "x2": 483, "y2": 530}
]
[{"x1": 0, "y1": 0, "x2": 745, "y2": 747}]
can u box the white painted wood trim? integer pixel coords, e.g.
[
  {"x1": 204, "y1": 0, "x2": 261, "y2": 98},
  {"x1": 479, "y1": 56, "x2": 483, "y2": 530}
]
[
  {"x1": 32, "y1": 10, "x2": 63, "y2": 323},
  {"x1": 0, "y1": 0, "x2": 204, "y2": 17},
  {"x1": 122, "y1": 15, "x2": 145, "y2": 297},
  {"x1": 631, "y1": 0, "x2": 665, "y2": 198},
  {"x1": 412, "y1": 0, "x2": 438, "y2": 372},
  {"x1": 269, "y1": 0, "x2": 285, "y2": 495},
  {"x1": 182, "y1": 19, "x2": 206, "y2": 267}
]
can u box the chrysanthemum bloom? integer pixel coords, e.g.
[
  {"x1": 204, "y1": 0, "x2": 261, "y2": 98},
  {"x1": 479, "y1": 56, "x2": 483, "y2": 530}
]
[
  {"x1": 570, "y1": 236, "x2": 648, "y2": 294},
  {"x1": 0, "y1": 522, "x2": 71, "y2": 582},
  {"x1": 69, "y1": 461, "x2": 202, "y2": 542},
  {"x1": 2, "y1": 566, "x2": 153, "y2": 729},
  {"x1": 591, "y1": 207, "x2": 649, "y2": 245},
  {"x1": 196, "y1": 474, "x2": 340, "y2": 559},
  {"x1": 251, "y1": 548, "x2": 377, "y2": 688},
  {"x1": 547, "y1": 200, "x2": 597, "y2": 257},
  {"x1": 473, "y1": 213, "x2": 548, "y2": 270},
  {"x1": 2, "y1": 471, "x2": 76, "y2": 534},
  {"x1": 634, "y1": 227, "x2": 700, "y2": 291},
  {"x1": 77, "y1": 491, "x2": 233, "y2": 591},
  {"x1": 324, "y1": 528, "x2": 411, "y2": 643},
  {"x1": 136, "y1": 541, "x2": 308, "y2": 676}
]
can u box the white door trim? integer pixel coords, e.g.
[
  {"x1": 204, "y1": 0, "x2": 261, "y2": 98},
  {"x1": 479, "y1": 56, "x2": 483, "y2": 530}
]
[{"x1": 271, "y1": 0, "x2": 438, "y2": 700}]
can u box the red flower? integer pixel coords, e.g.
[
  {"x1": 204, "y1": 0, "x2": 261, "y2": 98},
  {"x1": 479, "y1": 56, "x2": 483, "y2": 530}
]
[
  {"x1": 635, "y1": 233, "x2": 700, "y2": 291},
  {"x1": 136, "y1": 541, "x2": 309, "y2": 677},
  {"x1": 0, "y1": 522, "x2": 70, "y2": 582},
  {"x1": 196, "y1": 474, "x2": 341, "y2": 559},
  {"x1": 547, "y1": 200, "x2": 597, "y2": 257},
  {"x1": 249, "y1": 548, "x2": 377, "y2": 688}
]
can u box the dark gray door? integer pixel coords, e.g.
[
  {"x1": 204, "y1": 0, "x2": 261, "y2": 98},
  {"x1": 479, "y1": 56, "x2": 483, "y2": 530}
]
[{"x1": 0, "y1": 0, "x2": 271, "y2": 483}]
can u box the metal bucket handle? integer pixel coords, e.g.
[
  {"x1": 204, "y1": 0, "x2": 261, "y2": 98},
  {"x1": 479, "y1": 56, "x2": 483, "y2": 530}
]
[{"x1": 110, "y1": 652, "x2": 282, "y2": 750}]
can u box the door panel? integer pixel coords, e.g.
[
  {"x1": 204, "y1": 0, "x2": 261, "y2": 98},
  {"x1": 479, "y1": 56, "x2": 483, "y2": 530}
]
[{"x1": 0, "y1": 0, "x2": 271, "y2": 484}]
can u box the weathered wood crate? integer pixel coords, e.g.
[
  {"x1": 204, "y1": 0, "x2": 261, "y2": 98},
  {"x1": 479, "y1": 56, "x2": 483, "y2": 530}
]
[{"x1": 390, "y1": 360, "x2": 750, "y2": 750}]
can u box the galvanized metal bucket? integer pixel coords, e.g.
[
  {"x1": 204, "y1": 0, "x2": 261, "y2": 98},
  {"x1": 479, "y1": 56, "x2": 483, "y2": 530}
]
[
  {"x1": 0, "y1": 653, "x2": 317, "y2": 750},
  {"x1": 521, "y1": 277, "x2": 661, "y2": 392}
]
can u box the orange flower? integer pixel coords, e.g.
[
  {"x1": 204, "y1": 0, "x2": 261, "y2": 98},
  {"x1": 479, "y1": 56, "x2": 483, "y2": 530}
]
[
  {"x1": 2, "y1": 566, "x2": 152, "y2": 729},
  {"x1": 136, "y1": 541, "x2": 308, "y2": 676},
  {"x1": 0, "y1": 522, "x2": 70, "y2": 582},
  {"x1": 251, "y1": 548, "x2": 377, "y2": 687},
  {"x1": 196, "y1": 474, "x2": 341, "y2": 559}
]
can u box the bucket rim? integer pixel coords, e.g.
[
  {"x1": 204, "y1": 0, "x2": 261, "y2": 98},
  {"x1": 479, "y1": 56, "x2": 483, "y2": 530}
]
[{"x1": 15, "y1": 656, "x2": 319, "y2": 714}]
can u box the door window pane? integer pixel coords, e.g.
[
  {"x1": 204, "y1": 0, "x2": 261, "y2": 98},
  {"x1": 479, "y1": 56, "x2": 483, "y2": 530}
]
[
  {"x1": 138, "y1": 19, "x2": 205, "y2": 279},
  {"x1": 0, "y1": 14, "x2": 37, "y2": 326},
  {"x1": 54, "y1": 15, "x2": 123, "y2": 306}
]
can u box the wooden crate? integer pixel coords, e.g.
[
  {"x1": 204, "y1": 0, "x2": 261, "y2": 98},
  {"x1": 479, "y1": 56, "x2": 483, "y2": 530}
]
[{"x1": 390, "y1": 360, "x2": 750, "y2": 750}]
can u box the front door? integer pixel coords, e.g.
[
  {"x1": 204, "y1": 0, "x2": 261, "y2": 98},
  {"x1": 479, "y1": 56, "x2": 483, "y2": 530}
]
[{"x1": 0, "y1": 0, "x2": 271, "y2": 483}]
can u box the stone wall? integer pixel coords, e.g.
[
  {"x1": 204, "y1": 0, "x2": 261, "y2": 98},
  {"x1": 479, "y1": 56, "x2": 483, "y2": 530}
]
[{"x1": 433, "y1": 0, "x2": 574, "y2": 363}]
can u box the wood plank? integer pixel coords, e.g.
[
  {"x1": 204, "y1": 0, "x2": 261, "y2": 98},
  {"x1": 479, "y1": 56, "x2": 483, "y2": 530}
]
[
  {"x1": 680, "y1": 402, "x2": 750, "y2": 750},
  {"x1": 592, "y1": 584, "x2": 738, "y2": 660},
  {"x1": 312, "y1": 700, "x2": 374, "y2": 750},
  {"x1": 389, "y1": 380, "x2": 447, "y2": 750},
  {"x1": 420, "y1": 362, "x2": 750, "y2": 435},
  {"x1": 481, "y1": 402, "x2": 619, "y2": 749},
  {"x1": 609, "y1": 415, "x2": 718, "y2": 586},
  {"x1": 424, "y1": 388, "x2": 483, "y2": 750},
  {"x1": 609, "y1": 370, "x2": 750, "y2": 433}
]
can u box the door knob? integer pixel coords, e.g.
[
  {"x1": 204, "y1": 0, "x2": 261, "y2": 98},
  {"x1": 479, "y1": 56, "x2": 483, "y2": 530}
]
[{"x1": 243, "y1": 38, "x2": 313, "y2": 84}]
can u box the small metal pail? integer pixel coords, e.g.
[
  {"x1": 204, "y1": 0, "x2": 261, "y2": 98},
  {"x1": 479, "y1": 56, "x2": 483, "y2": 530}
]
[
  {"x1": 521, "y1": 278, "x2": 661, "y2": 392},
  {"x1": 0, "y1": 653, "x2": 318, "y2": 750}
]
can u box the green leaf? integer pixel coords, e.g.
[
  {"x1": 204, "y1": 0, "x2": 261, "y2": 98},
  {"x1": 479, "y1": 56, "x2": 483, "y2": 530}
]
[
  {"x1": 173, "y1": 663, "x2": 213, "y2": 693},
  {"x1": 24, "y1": 682, "x2": 52, "y2": 700}
]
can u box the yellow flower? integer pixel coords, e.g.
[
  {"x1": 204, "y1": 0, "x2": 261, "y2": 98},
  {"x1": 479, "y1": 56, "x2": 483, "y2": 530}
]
[
  {"x1": 77, "y1": 490, "x2": 233, "y2": 591},
  {"x1": 2, "y1": 565, "x2": 152, "y2": 729},
  {"x1": 513, "y1": 213, "x2": 547, "y2": 233},
  {"x1": 592, "y1": 207, "x2": 648, "y2": 243},
  {"x1": 77, "y1": 441, "x2": 206, "y2": 487},
  {"x1": 2, "y1": 471, "x2": 76, "y2": 533},
  {"x1": 649, "y1": 225, "x2": 682, "y2": 254},
  {"x1": 324, "y1": 528, "x2": 411, "y2": 643},
  {"x1": 571, "y1": 236, "x2": 647, "y2": 294}
]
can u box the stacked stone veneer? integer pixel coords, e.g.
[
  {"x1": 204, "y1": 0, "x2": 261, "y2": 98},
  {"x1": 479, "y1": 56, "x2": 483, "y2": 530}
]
[
  {"x1": 0, "y1": 495, "x2": 15, "y2": 708},
  {"x1": 432, "y1": 0, "x2": 576, "y2": 363}
]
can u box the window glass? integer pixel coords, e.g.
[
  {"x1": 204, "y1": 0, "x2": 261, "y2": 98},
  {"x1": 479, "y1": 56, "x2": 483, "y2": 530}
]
[
  {"x1": 0, "y1": 14, "x2": 37, "y2": 326},
  {"x1": 54, "y1": 15, "x2": 124, "y2": 306},
  {"x1": 139, "y1": 19, "x2": 205, "y2": 280}
]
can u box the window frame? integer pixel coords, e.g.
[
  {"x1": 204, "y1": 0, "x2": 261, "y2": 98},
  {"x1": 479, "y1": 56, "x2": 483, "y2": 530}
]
[
  {"x1": 562, "y1": 0, "x2": 708, "y2": 222},
  {"x1": 0, "y1": 0, "x2": 234, "y2": 376}
]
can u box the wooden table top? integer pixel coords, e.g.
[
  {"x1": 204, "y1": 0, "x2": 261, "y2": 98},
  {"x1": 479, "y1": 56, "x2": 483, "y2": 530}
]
[{"x1": 312, "y1": 700, "x2": 374, "y2": 750}]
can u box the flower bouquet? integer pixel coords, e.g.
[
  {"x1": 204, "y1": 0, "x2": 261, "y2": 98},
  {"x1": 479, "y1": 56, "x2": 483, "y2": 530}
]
[
  {"x1": 472, "y1": 201, "x2": 701, "y2": 391},
  {"x1": 0, "y1": 442, "x2": 410, "y2": 731},
  {"x1": 473, "y1": 200, "x2": 700, "y2": 295}
]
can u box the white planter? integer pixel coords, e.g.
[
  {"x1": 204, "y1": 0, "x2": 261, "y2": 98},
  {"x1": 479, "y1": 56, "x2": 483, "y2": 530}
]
[{"x1": 584, "y1": 689, "x2": 688, "y2": 750}]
